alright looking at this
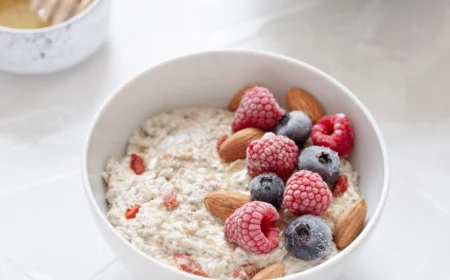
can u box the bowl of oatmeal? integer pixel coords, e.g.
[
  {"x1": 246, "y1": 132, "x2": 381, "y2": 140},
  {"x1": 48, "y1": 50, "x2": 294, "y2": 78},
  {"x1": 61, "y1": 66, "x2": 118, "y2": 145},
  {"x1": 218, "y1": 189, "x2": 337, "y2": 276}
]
[{"x1": 82, "y1": 50, "x2": 389, "y2": 280}]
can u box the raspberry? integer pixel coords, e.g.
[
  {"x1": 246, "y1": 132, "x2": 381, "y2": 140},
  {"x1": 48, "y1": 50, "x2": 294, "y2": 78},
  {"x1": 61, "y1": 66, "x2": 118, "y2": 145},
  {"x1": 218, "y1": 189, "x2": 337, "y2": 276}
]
[
  {"x1": 231, "y1": 86, "x2": 285, "y2": 133},
  {"x1": 333, "y1": 175, "x2": 348, "y2": 197},
  {"x1": 125, "y1": 205, "x2": 140, "y2": 219},
  {"x1": 311, "y1": 114, "x2": 354, "y2": 157},
  {"x1": 283, "y1": 170, "x2": 332, "y2": 216},
  {"x1": 173, "y1": 254, "x2": 208, "y2": 277},
  {"x1": 224, "y1": 201, "x2": 280, "y2": 254},
  {"x1": 246, "y1": 133, "x2": 299, "y2": 181}
]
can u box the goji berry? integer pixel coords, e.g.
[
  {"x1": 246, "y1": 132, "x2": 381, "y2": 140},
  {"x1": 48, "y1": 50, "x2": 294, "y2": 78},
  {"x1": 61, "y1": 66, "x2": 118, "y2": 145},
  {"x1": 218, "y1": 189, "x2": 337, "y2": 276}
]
[
  {"x1": 163, "y1": 190, "x2": 179, "y2": 211},
  {"x1": 333, "y1": 175, "x2": 348, "y2": 197},
  {"x1": 173, "y1": 254, "x2": 208, "y2": 277},
  {"x1": 125, "y1": 205, "x2": 140, "y2": 219},
  {"x1": 130, "y1": 153, "x2": 145, "y2": 175},
  {"x1": 232, "y1": 263, "x2": 260, "y2": 279},
  {"x1": 217, "y1": 135, "x2": 228, "y2": 152}
]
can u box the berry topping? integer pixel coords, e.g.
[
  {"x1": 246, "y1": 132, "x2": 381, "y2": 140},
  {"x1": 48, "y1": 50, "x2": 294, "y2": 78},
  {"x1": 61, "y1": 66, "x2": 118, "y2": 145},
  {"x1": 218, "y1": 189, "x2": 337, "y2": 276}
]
[
  {"x1": 163, "y1": 190, "x2": 179, "y2": 211},
  {"x1": 246, "y1": 133, "x2": 299, "y2": 181},
  {"x1": 285, "y1": 215, "x2": 332, "y2": 261},
  {"x1": 125, "y1": 204, "x2": 140, "y2": 219},
  {"x1": 332, "y1": 175, "x2": 348, "y2": 197},
  {"x1": 231, "y1": 86, "x2": 285, "y2": 133},
  {"x1": 283, "y1": 170, "x2": 332, "y2": 216},
  {"x1": 249, "y1": 173, "x2": 285, "y2": 209},
  {"x1": 311, "y1": 113, "x2": 354, "y2": 157},
  {"x1": 297, "y1": 146, "x2": 340, "y2": 188},
  {"x1": 224, "y1": 201, "x2": 280, "y2": 254},
  {"x1": 232, "y1": 263, "x2": 261, "y2": 280},
  {"x1": 130, "y1": 153, "x2": 145, "y2": 175},
  {"x1": 275, "y1": 111, "x2": 312, "y2": 148},
  {"x1": 173, "y1": 254, "x2": 208, "y2": 277}
]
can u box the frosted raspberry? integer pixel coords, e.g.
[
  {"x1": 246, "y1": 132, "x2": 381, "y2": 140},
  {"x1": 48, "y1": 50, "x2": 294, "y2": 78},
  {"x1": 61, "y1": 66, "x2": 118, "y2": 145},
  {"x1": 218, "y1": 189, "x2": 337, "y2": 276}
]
[
  {"x1": 283, "y1": 170, "x2": 332, "y2": 216},
  {"x1": 246, "y1": 133, "x2": 299, "y2": 181},
  {"x1": 224, "y1": 201, "x2": 280, "y2": 254},
  {"x1": 311, "y1": 113, "x2": 354, "y2": 157},
  {"x1": 231, "y1": 86, "x2": 285, "y2": 133},
  {"x1": 333, "y1": 175, "x2": 348, "y2": 197}
]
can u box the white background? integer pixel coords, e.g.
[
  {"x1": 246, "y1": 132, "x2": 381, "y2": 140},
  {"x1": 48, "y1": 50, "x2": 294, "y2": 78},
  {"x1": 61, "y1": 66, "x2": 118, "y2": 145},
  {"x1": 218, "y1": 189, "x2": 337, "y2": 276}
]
[{"x1": 1, "y1": 0, "x2": 449, "y2": 279}]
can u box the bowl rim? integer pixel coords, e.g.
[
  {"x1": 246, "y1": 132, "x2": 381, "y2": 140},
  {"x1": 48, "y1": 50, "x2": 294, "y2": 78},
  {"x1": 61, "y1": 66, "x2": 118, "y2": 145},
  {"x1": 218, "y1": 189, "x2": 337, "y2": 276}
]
[
  {"x1": 81, "y1": 49, "x2": 390, "y2": 280},
  {"x1": 0, "y1": 0, "x2": 103, "y2": 34}
]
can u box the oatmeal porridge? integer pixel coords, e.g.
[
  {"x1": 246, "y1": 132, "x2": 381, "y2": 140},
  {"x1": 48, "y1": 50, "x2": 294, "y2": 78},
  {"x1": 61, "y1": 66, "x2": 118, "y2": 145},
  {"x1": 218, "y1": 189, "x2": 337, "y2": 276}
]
[{"x1": 103, "y1": 105, "x2": 361, "y2": 279}]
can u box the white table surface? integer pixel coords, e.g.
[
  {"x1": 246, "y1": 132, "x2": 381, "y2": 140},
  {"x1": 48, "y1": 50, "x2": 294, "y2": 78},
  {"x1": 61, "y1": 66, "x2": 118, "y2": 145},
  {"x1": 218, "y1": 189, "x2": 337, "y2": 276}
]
[{"x1": 1, "y1": 0, "x2": 449, "y2": 279}]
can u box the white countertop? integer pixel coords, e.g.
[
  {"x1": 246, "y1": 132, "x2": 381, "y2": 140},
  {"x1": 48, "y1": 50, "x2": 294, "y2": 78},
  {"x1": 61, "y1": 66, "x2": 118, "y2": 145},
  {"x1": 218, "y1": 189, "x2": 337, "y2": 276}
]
[{"x1": 1, "y1": 0, "x2": 449, "y2": 279}]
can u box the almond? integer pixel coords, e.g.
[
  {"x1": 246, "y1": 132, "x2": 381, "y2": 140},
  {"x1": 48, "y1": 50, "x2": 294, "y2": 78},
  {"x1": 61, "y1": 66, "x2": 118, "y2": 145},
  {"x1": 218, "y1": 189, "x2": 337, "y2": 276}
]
[
  {"x1": 286, "y1": 88, "x2": 324, "y2": 123},
  {"x1": 219, "y1": 127, "x2": 264, "y2": 162},
  {"x1": 205, "y1": 191, "x2": 251, "y2": 220},
  {"x1": 228, "y1": 84, "x2": 258, "y2": 112},
  {"x1": 333, "y1": 199, "x2": 367, "y2": 249},
  {"x1": 251, "y1": 263, "x2": 285, "y2": 280}
]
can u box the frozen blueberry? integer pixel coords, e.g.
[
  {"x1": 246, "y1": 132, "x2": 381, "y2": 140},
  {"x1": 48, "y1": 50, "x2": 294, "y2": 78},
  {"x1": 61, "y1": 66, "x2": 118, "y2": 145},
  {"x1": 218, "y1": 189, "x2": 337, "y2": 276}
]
[
  {"x1": 298, "y1": 145, "x2": 340, "y2": 189},
  {"x1": 285, "y1": 215, "x2": 332, "y2": 261},
  {"x1": 249, "y1": 173, "x2": 285, "y2": 208},
  {"x1": 275, "y1": 111, "x2": 312, "y2": 148}
]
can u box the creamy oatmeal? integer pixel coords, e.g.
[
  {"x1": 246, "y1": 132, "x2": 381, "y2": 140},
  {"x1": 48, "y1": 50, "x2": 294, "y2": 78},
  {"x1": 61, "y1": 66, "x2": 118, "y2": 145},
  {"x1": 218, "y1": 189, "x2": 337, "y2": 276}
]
[{"x1": 103, "y1": 107, "x2": 361, "y2": 279}]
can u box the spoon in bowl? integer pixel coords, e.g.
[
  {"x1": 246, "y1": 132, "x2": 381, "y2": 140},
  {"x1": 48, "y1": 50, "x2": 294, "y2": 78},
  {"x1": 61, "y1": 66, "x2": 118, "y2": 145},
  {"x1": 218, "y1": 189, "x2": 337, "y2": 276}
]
[{"x1": 30, "y1": 0, "x2": 92, "y2": 25}]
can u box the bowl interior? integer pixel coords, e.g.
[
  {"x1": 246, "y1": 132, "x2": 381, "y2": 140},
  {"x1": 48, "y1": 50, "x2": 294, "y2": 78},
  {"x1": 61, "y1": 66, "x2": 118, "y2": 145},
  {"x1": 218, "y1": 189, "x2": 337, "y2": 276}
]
[{"x1": 85, "y1": 50, "x2": 386, "y2": 242}]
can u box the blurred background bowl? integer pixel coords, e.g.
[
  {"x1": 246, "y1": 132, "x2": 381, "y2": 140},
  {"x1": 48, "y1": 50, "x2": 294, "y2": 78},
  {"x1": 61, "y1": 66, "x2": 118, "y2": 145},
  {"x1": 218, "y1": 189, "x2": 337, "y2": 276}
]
[{"x1": 0, "y1": 0, "x2": 110, "y2": 75}]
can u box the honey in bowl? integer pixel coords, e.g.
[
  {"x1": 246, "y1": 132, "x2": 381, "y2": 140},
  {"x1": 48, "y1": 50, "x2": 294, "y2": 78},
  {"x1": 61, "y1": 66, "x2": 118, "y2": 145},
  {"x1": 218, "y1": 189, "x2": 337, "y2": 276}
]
[{"x1": 0, "y1": 0, "x2": 50, "y2": 29}]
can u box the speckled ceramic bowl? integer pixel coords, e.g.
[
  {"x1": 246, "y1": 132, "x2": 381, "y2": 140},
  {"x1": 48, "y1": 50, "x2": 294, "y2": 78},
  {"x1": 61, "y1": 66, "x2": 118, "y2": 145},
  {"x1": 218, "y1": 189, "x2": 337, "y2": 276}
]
[{"x1": 0, "y1": 0, "x2": 110, "y2": 74}]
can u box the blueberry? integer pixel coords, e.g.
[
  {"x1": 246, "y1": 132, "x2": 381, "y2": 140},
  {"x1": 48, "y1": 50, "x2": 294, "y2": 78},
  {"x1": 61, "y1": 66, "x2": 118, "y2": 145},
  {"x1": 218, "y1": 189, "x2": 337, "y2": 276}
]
[
  {"x1": 275, "y1": 111, "x2": 312, "y2": 148},
  {"x1": 285, "y1": 215, "x2": 332, "y2": 261},
  {"x1": 249, "y1": 173, "x2": 285, "y2": 208},
  {"x1": 298, "y1": 146, "x2": 340, "y2": 189}
]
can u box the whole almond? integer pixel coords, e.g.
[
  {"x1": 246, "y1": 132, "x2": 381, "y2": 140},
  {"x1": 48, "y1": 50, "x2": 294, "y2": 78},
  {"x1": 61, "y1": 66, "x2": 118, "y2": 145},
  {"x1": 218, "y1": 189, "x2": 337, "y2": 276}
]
[
  {"x1": 333, "y1": 199, "x2": 367, "y2": 249},
  {"x1": 219, "y1": 128, "x2": 264, "y2": 162},
  {"x1": 228, "y1": 84, "x2": 257, "y2": 112},
  {"x1": 286, "y1": 88, "x2": 324, "y2": 123},
  {"x1": 205, "y1": 191, "x2": 251, "y2": 220},
  {"x1": 251, "y1": 263, "x2": 285, "y2": 280}
]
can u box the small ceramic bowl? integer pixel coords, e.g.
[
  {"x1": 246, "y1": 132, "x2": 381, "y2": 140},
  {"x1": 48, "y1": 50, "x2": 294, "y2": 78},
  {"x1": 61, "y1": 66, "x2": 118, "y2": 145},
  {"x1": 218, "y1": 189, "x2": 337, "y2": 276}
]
[
  {"x1": 82, "y1": 50, "x2": 390, "y2": 280},
  {"x1": 0, "y1": 0, "x2": 110, "y2": 74}
]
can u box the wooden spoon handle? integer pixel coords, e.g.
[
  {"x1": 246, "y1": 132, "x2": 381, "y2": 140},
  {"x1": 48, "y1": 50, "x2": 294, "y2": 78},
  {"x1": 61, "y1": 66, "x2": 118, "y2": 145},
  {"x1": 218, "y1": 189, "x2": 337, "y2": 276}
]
[
  {"x1": 39, "y1": 0, "x2": 59, "y2": 22},
  {"x1": 75, "y1": 0, "x2": 92, "y2": 14},
  {"x1": 51, "y1": 0, "x2": 79, "y2": 24},
  {"x1": 29, "y1": 0, "x2": 43, "y2": 11}
]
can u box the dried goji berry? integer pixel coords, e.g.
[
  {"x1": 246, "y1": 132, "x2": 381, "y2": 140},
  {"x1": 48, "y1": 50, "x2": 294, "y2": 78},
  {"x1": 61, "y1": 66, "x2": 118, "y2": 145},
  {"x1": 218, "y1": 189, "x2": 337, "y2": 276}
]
[
  {"x1": 333, "y1": 175, "x2": 348, "y2": 197},
  {"x1": 173, "y1": 254, "x2": 208, "y2": 277},
  {"x1": 232, "y1": 263, "x2": 260, "y2": 279},
  {"x1": 217, "y1": 135, "x2": 228, "y2": 152},
  {"x1": 130, "y1": 153, "x2": 145, "y2": 175},
  {"x1": 125, "y1": 205, "x2": 140, "y2": 219},
  {"x1": 163, "y1": 190, "x2": 179, "y2": 211}
]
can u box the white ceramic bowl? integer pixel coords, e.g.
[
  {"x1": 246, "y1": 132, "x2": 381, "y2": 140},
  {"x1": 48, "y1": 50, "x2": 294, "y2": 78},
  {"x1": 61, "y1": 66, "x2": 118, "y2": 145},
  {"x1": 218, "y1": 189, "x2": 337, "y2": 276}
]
[
  {"x1": 0, "y1": 0, "x2": 110, "y2": 74},
  {"x1": 82, "y1": 50, "x2": 389, "y2": 280}
]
